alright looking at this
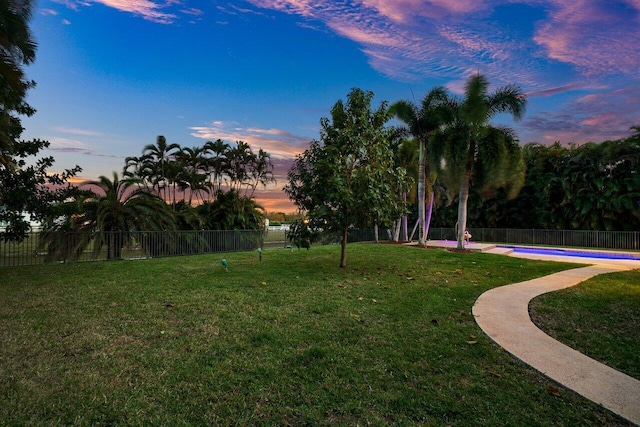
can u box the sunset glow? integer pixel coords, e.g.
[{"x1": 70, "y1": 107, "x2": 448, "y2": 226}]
[{"x1": 28, "y1": 1, "x2": 640, "y2": 212}]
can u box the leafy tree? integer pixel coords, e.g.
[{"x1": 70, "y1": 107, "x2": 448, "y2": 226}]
[
  {"x1": 437, "y1": 74, "x2": 526, "y2": 248},
  {"x1": 390, "y1": 88, "x2": 452, "y2": 246},
  {"x1": 0, "y1": 0, "x2": 81, "y2": 241},
  {"x1": 512, "y1": 135, "x2": 640, "y2": 231},
  {"x1": 40, "y1": 173, "x2": 176, "y2": 260},
  {"x1": 285, "y1": 88, "x2": 411, "y2": 268},
  {"x1": 0, "y1": 0, "x2": 35, "y2": 152}
]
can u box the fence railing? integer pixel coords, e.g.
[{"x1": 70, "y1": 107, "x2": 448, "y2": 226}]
[
  {"x1": 427, "y1": 228, "x2": 640, "y2": 251},
  {"x1": 0, "y1": 228, "x2": 389, "y2": 267},
  {"x1": 2, "y1": 228, "x2": 638, "y2": 267}
]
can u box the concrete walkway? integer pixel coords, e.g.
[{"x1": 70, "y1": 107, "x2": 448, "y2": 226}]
[{"x1": 472, "y1": 251, "x2": 640, "y2": 424}]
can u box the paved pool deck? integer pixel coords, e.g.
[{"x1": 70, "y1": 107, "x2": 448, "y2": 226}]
[{"x1": 424, "y1": 240, "x2": 640, "y2": 424}]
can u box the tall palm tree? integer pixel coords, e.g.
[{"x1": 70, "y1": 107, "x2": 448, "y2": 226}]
[
  {"x1": 226, "y1": 141, "x2": 255, "y2": 193},
  {"x1": 177, "y1": 145, "x2": 211, "y2": 205},
  {"x1": 248, "y1": 148, "x2": 276, "y2": 198},
  {"x1": 394, "y1": 138, "x2": 419, "y2": 241},
  {"x1": 142, "y1": 135, "x2": 180, "y2": 202},
  {"x1": 203, "y1": 139, "x2": 230, "y2": 194},
  {"x1": 40, "y1": 172, "x2": 176, "y2": 260},
  {"x1": 441, "y1": 73, "x2": 526, "y2": 249},
  {"x1": 390, "y1": 87, "x2": 452, "y2": 246}
]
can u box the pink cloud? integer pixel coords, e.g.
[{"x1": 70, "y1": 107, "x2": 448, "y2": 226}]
[
  {"x1": 581, "y1": 113, "x2": 618, "y2": 127},
  {"x1": 189, "y1": 121, "x2": 311, "y2": 160},
  {"x1": 525, "y1": 83, "x2": 584, "y2": 98},
  {"x1": 520, "y1": 82, "x2": 640, "y2": 144},
  {"x1": 54, "y1": 0, "x2": 180, "y2": 23},
  {"x1": 533, "y1": 0, "x2": 640, "y2": 75},
  {"x1": 361, "y1": 0, "x2": 489, "y2": 23},
  {"x1": 95, "y1": 0, "x2": 177, "y2": 23}
]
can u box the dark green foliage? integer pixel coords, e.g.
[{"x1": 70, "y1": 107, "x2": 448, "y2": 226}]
[
  {"x1": 196, "y1": 189, "x2": 264, "y2": 230},
  {"x1": 39, "y1": 173, "x2": 176, "y2": 261},
  {"x1": 287, "y1": 218, "x2": 319, "y2": 249},
  {"x1": 431, "y1": 130, "x2": 640, "y2": 231},
  {"x1": 285, "y1": 88, "x2": 411, "y2": 267}
]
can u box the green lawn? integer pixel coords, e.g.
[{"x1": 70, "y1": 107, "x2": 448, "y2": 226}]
[
  {"x1": 0, "y1": 244, "x2": 635, "y2": 425},
  {"x1": 531, "y1": 269, "x2": 640, "y2": 380}
]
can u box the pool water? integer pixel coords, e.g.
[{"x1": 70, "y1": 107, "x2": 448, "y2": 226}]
[{"x1": 498, "y1": 245, "x2": 640, "y2": 261}]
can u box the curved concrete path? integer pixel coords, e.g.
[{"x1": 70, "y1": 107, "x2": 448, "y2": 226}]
[{"x1": 473, "y1": 255, "x2": 640, "y2": 425}]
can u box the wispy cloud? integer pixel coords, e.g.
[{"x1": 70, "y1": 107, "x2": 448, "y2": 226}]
[
  {"x1": 40, "y1": 8, "x2": 59, "y2": 16},
  {"x1": 244, "y1": 0, "x2": 640, "y2": 88},
  {"x1": 48, "y1": 137, "x2": 92, "y2": 154},
  {"x1": 53, "y1": 127, "x2": 106, "y2": 137},
  {"x1": 520, "y1": 82, "x2": 640, "y2": 144},
  {"x1": 53, "y1": 0, "x2": 184, "y2": 23},
  {"x1": 189, "y1": 121, "x2": 311, "y2": 160},
  {"x1": 533, "y1": 0, "x2": 640, "y2": 76},
  {"x1": 525, "y1": 83, "x2": 584, "y2": 98}
]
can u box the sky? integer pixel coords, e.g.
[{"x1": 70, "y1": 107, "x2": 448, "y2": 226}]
[{"x1": 23, "y1": 0, "x2": 640, "y2": 212}]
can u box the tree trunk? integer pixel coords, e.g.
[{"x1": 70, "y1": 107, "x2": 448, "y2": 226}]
[
  {"x1": 457, "y1": 167, "x2": 473, "y2": 249},
  {"x1": 417, "y1": 140, "x2": 426, "y2": 246},
  {"x1": 425, "y1": 191, "x2": 434, "y2": 244},
  {"x1": 457, "y1": 172, "x2": 469, "y2": 249},
  {"x1": 340, "y1": 226, "x2": 348, "y2": 268},
  {"x1": 403, "y1": 193, "x2": 408, "y2": 242}
]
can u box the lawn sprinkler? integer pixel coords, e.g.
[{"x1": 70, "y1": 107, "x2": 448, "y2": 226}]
[
  {"x1": 221, "y1": 258, "x2": 228, "y2": 273},
  {"x1": 257, "y1": 247, "x2": 262, "y2": 261}
]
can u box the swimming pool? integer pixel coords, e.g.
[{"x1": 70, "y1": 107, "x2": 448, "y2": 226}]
[{"x1": 498, "y1": 245, "x2": 640, "y2": 261}]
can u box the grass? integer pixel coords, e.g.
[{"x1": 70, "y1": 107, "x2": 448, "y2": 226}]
[
  {"x1": 530, "y1": 269, "x2": 640, "y2": 380},
  {"x1": 0, "y1": 243, "x2": 635, "y2": 426}
]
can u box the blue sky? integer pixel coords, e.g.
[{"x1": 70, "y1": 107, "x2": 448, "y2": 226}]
[{"x1": 23, "y1": 0, "x2": 640, "y2": 211}]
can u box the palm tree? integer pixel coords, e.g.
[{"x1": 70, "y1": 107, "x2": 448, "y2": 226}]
[
  {"x1": 394, "y1": 138, "x2": 419, "y2": 241},
  {"x1": 197, "y1": 189, "x2": 264, "y2": 230},
  {"x1": 390, "y1": 88, "x2": 452, "y2": 246},
  {"x1": 40, "y1": 172, "x2": 176, "y2": 260},
  {"x1": 177, "y1": 145, "x2": 211, "y2": 205},
  {"x1": 203, "y1": 139, "x2": 230, "y2": 194},
  {"x1": 248, "y1": 148, "x2": 276, "y2": 198},
  {"x1": 441, "y1": 73, "x2": 526, "y2": 249},
  {"x1": 142, "y1": 135, "x2": 180, "y2": 202},
  {"x1": 226, "y1": 141, "x2": 255, "y2": 194}
]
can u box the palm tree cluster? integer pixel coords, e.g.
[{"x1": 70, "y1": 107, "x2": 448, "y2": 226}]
[
  {"x1": 38, "y1": 136, "x2": 275, "y2": 261},
  {"x1": 123, "y1": 136, "x2": 276, "y2": 206},
  {"x1": 391, "y1": 73, "x2": 526, "y2": 249}
]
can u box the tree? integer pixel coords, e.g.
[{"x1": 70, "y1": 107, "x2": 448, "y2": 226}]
[
  {"x1": 197, "y1": 189, "x2": 264, "y2": 230},
  {"x1": 203, "y1": 139, "x2": 230, "y2": 193},
  {"x1": 0, "y1": 0, "x2": 36, "y2": 153},
  {"x1": 0, "y1": 0, "x2": 81, "y2": 242},
  {"x1": 285, "y1": 88, "x2": 411, "y2": 268},
  {"x1": 439, "y1": 74, "x2": 526, "y2": 249},
  {"x1": 141, "y1": 135, "x2": 180, "y2": 203},
  {"x1": 40, "y1": 173, "x2": 176, "y2": 260},
  {"x1": 390, "y1": 88, "x2": 452, "y2": 246}
]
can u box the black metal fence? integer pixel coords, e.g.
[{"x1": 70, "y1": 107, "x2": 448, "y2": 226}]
[
  {"x1": 1, "y1": 230, "x2": 263, "y2": 267},
  {"x1": 0, "y1": 228, "x2": 389, "y2": 267},
  {"x1": 2, "y1": 228, "x2": 638, "y2": 267},
  {"x1": 428, "y1": 228, "x2": 640, "y2": 251}
]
